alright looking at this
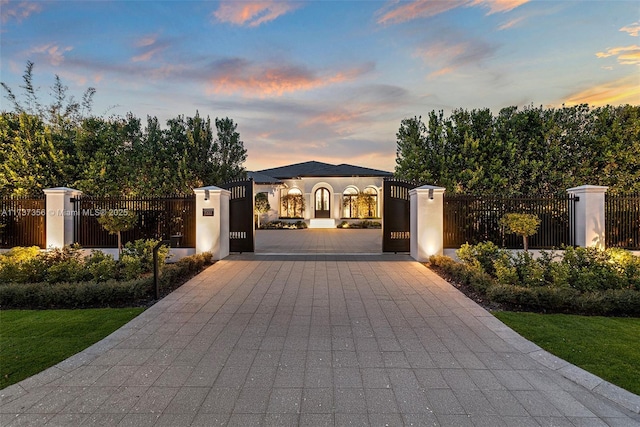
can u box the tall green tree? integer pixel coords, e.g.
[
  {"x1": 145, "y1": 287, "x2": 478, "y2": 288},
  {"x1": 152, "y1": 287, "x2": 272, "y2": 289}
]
[
  {"x1": 212, "y1": 117, "x2": 247, "y2": 184},
  {"x1": 2, "y1": 63, "x2": 249, "y2": 197},
  {"x1": 395, "y1": 104, "x2": 640, "y2": 195}
]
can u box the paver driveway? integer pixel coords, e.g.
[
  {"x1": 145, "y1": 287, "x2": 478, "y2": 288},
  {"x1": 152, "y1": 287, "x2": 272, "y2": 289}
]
[{"x1": 2, "y1": 254, "x2": 639, "y2": 426}]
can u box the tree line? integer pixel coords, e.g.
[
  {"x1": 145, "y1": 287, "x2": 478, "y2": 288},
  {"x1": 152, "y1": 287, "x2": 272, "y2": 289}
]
[
  {"x1": 395, "y1": 104, "x2": 640, "y2": 196},
  {"x1": 1, "y1": 62, "x2": 247, "y2": 197}
]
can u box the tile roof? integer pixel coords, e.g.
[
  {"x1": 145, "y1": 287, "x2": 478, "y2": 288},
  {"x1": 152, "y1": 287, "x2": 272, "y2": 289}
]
[
  {"x1": 248, "y1": 171, "x2": 283, "y2": 184},
  {"x1": 256, "y1": 161, "x2": 393, "y2": 179}
]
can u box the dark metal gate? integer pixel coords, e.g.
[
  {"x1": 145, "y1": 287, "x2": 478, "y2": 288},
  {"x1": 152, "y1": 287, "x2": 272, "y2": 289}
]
[
  {"x1": 220, "y1": 179, "x2": 255, "y2": 253},
  {"x1": 383, "y1": 179, "x2": 416, "y2": 252}
]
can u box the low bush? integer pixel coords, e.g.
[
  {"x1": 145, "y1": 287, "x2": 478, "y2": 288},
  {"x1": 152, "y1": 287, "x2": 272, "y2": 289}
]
[
  {"x1": 0, "y1": 248, "x2": 214, "y2": 309},
  {"x1": 337, "y1": 220, "x2": 382, "y2": 229},
  {"x1": 261, "y1": 220, "x2": 307, "y2": 229},
  {"x1": 429, "y1": 244, "x2": 640, "y2": 316},
  {"x1": 0, "y1": 239, "x2": 169, "y2": 284}
]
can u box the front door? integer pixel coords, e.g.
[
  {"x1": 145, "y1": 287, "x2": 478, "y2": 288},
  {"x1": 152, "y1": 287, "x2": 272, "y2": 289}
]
[{"x1": 315, "y1": 187, "x2": 330, "y2": 218}]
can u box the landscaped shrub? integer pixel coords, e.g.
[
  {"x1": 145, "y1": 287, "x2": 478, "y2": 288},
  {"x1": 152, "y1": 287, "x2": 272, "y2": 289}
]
[
  {"x1": 337, "y1": 220, "x2": 382, "y2": 229},
  {"x1": 261, "y1": 220, "x2": 306, "y2": 229},
  {"x1": 121, "y1": 239, "x2": 170, "y2": 273},
  {"x1": 0, "y1": 239, "x2": 169, "y2": 285},
  {"x1": 457, "y1": 241, "x2": 502, "y2": 276},
  {"x1": 429, "y1": 243, "x2": 640, "y2": 316},
  {"x1": 0, "y1": 251, "x2": 214, "y2": 309},
  {"x1": 85, "y1": 251, "x2": 119, "y2": 282},
  {"x1": 0, "y1": 277, "x2": 152, "y2": 308}
]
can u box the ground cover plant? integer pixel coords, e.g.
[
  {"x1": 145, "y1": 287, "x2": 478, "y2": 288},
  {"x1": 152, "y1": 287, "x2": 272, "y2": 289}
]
[
  {"x1": 494, "y1": 312, "x2": 640, "y2": 395},
  {"x1": 0, "y1": 242, "x2": 214, "y2": 308},
  {"x1": 429, "y1": 243, "x2": 640, "y2": 316},
  {"x1": 0, "y1": 307, "x2": 145, "y2": 389}
]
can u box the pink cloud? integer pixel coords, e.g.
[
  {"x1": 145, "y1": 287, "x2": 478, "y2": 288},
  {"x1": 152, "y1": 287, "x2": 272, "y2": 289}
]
[
  {"x1": 471, "y1": 0, "x2": 530, "y2": 15},
  {"x1": 377, "y1": 0, "x2": 529, "y2": 25},
  {"x1": 1, "y1": 0, "x2": 42, "y2": 23},
  {"x1": 135, "y1": 35, "x2": 157, "y2": 48},
  {"x1": 213, "y1": 1, "x2": 300, "y2": 27},
  {"x1": 377, "y1": 0, "x2": 465, "y2": 25},
  {"x1": 132, "y1": 46, "x2": 164, "y2": 63},
  {"x1": 206, "y1": 60, "x2": 373, "y2": 97},
  {"x1": 29, "y1": 43, "x2": 73, "y2": 66},
  {"x1": 301, "y1": 110, "x2": 364, "y2": 131},
  {"x1": 498, "y1": 16, "x2": 524, "y2": 30},
  {"x1": 131, "y1": 36, "x2": 169, "y2": 63},
  {"x1": 415, "y1": 39, "x2": 497, "y2": 77}
]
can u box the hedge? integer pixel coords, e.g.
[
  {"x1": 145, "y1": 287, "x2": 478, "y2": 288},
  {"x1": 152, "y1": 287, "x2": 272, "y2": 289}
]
[
  {"x1": 0, "y1": 252, "x2": 214, "y2": 309},
  {"x1": 429, "y1": 247, "x2": 640, "y2": 316}
]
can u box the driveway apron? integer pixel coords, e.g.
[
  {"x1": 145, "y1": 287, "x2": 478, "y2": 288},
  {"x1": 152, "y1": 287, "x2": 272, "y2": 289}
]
[{"x1": 2, "y1": 253, "x2": 639, "y2": 426}]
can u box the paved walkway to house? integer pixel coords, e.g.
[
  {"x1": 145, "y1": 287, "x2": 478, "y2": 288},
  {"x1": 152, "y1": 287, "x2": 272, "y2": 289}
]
[
  {"x1": 2, "y1": 253, "x2": 639, "y2": 426},
  {"x1": 256, "y1": 229, "x2": 382, "y2": 254}
]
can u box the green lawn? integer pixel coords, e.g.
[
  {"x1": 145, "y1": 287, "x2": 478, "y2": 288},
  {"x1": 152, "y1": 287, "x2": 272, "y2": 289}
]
[
  {"x1": 0, "y1": 308, "x2": 145, "y2": 389},
  {"x1": 494, "y1": 312, "x2": 640, "y2": 395}
]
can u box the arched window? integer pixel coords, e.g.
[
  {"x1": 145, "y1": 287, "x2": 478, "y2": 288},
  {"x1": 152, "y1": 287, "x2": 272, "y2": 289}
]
[
  {"x1": 281, "y1": 188, "x2": 304, "y2": 218},
  {"x1": 342, "y1": 187, "x2": 359, "y2": 218}
]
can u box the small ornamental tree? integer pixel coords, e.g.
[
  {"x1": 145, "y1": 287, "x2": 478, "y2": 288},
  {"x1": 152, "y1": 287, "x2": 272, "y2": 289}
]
[
  {"x1": 255, "y1": 192, "x2": 270, "y2": 228},
  {"x1": 281, "y1": 194, "x2": 305, "y2": 218},
  {"x1": 500, "y1": 213, "x2": 541, "y2": 252},
  {"x1": 355, "y1": 191, "x2": 377, "y2": 218},
  {"x1": 97, "y1": 210, "x2": 138, "y2": 255}
]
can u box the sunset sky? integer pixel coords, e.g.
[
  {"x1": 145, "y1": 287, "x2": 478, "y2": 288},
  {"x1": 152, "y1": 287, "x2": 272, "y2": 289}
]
[{"x1": 1, "y1": 0, "x2": 638, "y2": 172}]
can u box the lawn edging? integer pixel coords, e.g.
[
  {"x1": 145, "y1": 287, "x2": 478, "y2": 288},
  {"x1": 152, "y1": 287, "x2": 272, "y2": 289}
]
[{"x1": 484, "y1": 313, "x2": 640, "y2": 414}]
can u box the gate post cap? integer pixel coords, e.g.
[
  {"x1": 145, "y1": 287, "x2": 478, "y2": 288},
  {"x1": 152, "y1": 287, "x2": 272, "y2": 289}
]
[
  {"x1": 194, "y1": 185, "x2": 225, "y2": 192},
  {"x1": 43, "y1": 187, "x2": 83, "y2": 195},
  {"x1": 566, "y1": 185, "x2": 609, "y2": 194},
  {"x1": 410, "y1": 185, "x2": 446, "y2": 194}
]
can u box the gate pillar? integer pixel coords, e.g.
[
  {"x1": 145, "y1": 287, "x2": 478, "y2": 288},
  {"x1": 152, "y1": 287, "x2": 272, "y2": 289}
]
[
  {"x1": 43, "y1": 187, "x2": 82, "y2": 248},
  {"x1": 566, "y1": 185, "x2": 608, "y2": 249},
  {"x1": 410, "y1": 185, "x2": 446, "y2": 261},
  {"x1": 194, "y1": 185, "x2": 230, "y2": 259}
]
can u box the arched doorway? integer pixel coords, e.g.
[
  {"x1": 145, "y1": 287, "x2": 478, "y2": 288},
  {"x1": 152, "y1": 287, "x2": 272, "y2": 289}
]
[{"x1": 314, "y1": 187, "x2": 330, "y2": 218}]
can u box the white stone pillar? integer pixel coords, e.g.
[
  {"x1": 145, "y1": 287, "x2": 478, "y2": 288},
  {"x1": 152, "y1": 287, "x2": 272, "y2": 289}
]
[
  {"x1": 567, "y1": 185, "x2": 608, "y2": 248},
  {"x1": 410, "y1": 185, "x2": 446, "y2": 261},
  {"x1": 43, "y1": 187, "x2": 82, "y2": 248},
  {"x1": 194, "y1": 186, "x2": 230, "y2": 259}
]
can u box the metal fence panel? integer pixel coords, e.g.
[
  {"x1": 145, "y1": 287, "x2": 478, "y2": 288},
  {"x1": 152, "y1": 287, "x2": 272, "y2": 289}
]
[
  {"x1": 606, "y1": 194, "x2": 640, "y2": 249},
  {"x1": 382, "y1": 179, "x2": 415, "y2": 252},
  {"x1": 0, "y1": 197, "x2": 46, "y2": 248},
  {"x1": 444, "y1": 195, "x2": 576, "y2": 249},
  {"x1": 73, "y1": 195, "x2": 196, "y2": 248}
]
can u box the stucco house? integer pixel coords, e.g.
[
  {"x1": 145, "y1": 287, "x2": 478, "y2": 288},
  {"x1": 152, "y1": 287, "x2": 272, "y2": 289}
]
[{"x1": 249, "y1": 161, "x2": 393, "y2": 228}]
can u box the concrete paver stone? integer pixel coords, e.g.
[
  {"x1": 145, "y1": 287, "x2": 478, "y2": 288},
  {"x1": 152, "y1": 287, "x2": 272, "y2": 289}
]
[{"x1": 1, "y1": 230, "x2": 639, "y2": 426}]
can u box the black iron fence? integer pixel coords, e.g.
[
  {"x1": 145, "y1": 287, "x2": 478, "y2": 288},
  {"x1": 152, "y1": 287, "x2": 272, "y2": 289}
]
[
  {"x1": 606, "y1": 193, "x2": 640, "y2": 249},
  {"x1": 444, "y1": 195, "x2": 577, "y2": 249},
  {"x1": 0, "y1": 196, "x2": 46, "y2": 249},
  {"x1": 73, "y1": 195, "x2": 196, "y2": 248}
]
